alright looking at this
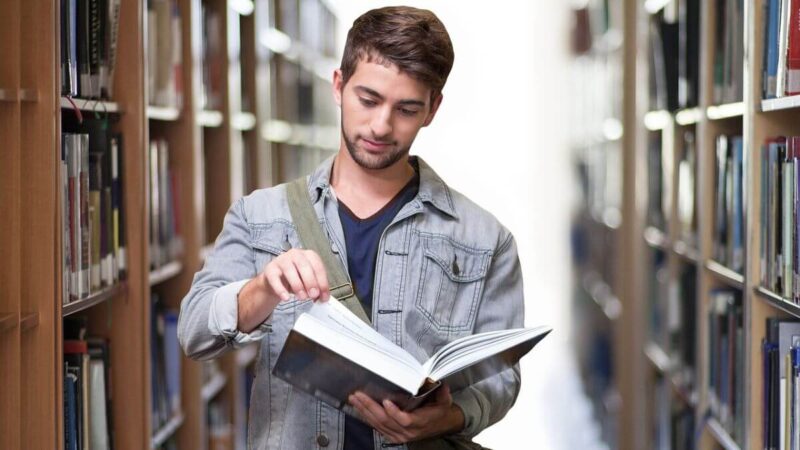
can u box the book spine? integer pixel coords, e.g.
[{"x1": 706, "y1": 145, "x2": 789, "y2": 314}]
[{"x1": 786, "y1": 0, "x2": 800, "y2": 95}]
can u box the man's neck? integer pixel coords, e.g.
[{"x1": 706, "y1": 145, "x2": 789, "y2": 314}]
[{"x1": 330, "y1": 149, "x2": 416, "y2": 218}]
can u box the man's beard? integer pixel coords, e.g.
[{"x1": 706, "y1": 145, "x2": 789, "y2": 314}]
[{"x1": 341, "y1": 120, "x2": 410, "y2": 170}]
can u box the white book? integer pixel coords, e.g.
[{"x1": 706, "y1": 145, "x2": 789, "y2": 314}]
[{"x1": 273, "y1": 297, "x2": 550, "y2": 413}]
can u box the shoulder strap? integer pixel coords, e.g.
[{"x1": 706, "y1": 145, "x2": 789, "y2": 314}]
[{"x1": 286, "y1": 178, "x2": 371, "y2": 325}]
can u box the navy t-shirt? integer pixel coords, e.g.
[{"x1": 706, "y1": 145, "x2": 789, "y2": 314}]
[{"x1": 340, "y1": 172, "x2": 419, "y2": 450}]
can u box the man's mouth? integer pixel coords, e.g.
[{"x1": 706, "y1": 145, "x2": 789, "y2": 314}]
[{"x1": 361, "y1": 138, "x2": 392, "y2": 151}]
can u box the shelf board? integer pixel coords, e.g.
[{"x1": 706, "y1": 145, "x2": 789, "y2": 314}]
[
  {"x1": 146, "y1": 105, "x2": 180, "y2": 121},
  {"x1": 674, "y1": 107, "x2": 703, "y2": 126},
  {"x1": 644, "y1": 341, "x2": 671, "y2": 373},
  {"x1": 197, "y1": 110, "x2": 224, "y2": 128},
  {"x1": 706, "y1": 102, "x2": 744, "y2": 120},
  {"x1": 673, "y1": 240, "x2": 700, "y2": 263},
  {"x1": 63, "y1": 282, "x2": 126, "y2": 317},
  {"x1": 231, "y1": 111, "x2": 257, "y2": 131},
  {"x1": 20, "y1": 312, "x2": 39, "y2": 332},
  {"x1": 0, "y1": 313, "x2": 16, "y2": 333},
  {"x1": 754, "y1": 286, "x2": 800, "y2": 318},
  {"x1": 644, "y1": 110, "x2": 671, "y2": 131},
  {"x1": 643, "y1": 226, "x2": 669, "y2": 250},
  {"x1": 60, "y1": 97, "x2": 121, "y2": 113},
  {"x1": 761, "y1": 95, "x2": 800, "y2": 112},
  {"x1": 149, "y1": 261, "x2": 183, "y2": 286},
  {"x1": 705, "y1": 416, "x2": 741, "y2": 450},
  {"x1": 151, "y1": 411, "x2": 185, "y2": 449},
  {"x1": 705, "y1": 260, "x2": 745, "y2": 288},
  {"x1": 237, "y1": 344, "x2": 258, "y2": 367},
  {"x1": 201, "y1": 372, "x2": 228, "y2": 402}
]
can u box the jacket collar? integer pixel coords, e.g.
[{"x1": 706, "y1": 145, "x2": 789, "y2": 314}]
[{"x1": 307, "y1": 154, "x2": 458, "y2": 220}]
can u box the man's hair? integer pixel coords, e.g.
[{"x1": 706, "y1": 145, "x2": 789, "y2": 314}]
[{"x1": 339, "y1": 6, "x2": 455, "y2": 99}]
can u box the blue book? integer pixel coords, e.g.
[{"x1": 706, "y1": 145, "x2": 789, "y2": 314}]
[
  {"x1": 732, "y1": 137, "x2": 744, "y2": 273},
  {"x1": 765, "y1": 0, "x2": 781, "y2": 98},
  {"x1": 163, "y1": 310, "x2": 181, "y2": 414},
  {"x1": 64, "y1": 371, "x2": 78, "y2": 450}
]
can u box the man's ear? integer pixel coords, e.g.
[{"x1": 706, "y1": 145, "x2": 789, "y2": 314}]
[
  {"x1": 333, "y1": 69, "x2": 344, "y2": 106},
  {"x1": 423, "y1": 93, "x2": 443, "y2": 127}
]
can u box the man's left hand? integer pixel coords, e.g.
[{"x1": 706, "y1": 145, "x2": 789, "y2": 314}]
[{"x1": 348, "y1": 383, "x2": 465, "y2": 444}]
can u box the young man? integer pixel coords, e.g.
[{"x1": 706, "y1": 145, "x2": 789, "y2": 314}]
[{"x1": 178, "y1": 6, "x2": 524, "y2": 449}]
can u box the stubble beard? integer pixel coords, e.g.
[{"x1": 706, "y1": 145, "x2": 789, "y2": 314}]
[{"x1": 341, "y1": 118, "x2": 410, "y2": 171}]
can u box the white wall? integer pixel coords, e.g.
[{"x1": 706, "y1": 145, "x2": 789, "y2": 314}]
[{"x1": 327, "y1": 2, "x2": 579, "y2": 447}]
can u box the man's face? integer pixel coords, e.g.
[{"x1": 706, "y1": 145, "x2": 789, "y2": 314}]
[{"x1": 333, "y1": 59, "x2": 442, "y2": 171}]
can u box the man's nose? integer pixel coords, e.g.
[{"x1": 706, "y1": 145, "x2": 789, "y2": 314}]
[{"x1": 370, "y1": 107, "x2": 393, "y2": 138}]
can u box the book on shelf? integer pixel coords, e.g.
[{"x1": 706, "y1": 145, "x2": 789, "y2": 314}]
[
  {"x1": 669, "y1": 264, "x2": 697, "y2": 383},
  {"x1": 713, "y1": 134, "x2": 744, "y2": 274},
  {"x1": 201, "y1": 3, "x2": 223, "y2": 110},
  {"x1": 60, "y1": 0, "x2": 121, "y2": 99},
  {"x1": 763, "y1": 0, "x2": 800, "y2": 99},
  {"x1": 147, "y1": 0, "x2": 183, "y2": 109},
  {"x1": 150, "y1": 294, "x2": 181, "y2": 430},
  {"x1": 647, "y1": 132, "x2": 667, "y2": 230},
  {"x1": 760, "y1": 136, "x2": 800, "y2": 299},
  {"x1": 763, "y1": 318, "x2": 800, "y2": 450},
  {"x1": 148, "y1": 139, "x2": 183, "y2": 270},
  {"x1": 708, "y1": 289, "x2": 745, "y2": 444},
  {"x1": 272, "y1": 297, "x2": 551, "y2": 414},
  {"x1": 648, "y1": 0, "x2": 700, "y2": 111},
  {"x1": 713, "y1": 0, "x2": 744, "y2": 104},
  {"x1": 61, "y1": 120, "x2": 126, "y2": 303},
  {"x1": 63, "y1": 318, "x2": 114, "y2": 450},
  {"x1": 677, "y1": 130, "x2": 697, "y2": 247}
]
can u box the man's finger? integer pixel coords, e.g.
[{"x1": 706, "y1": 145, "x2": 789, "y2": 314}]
[
  {"x1": 304, "y1": 250, "x2": 330, "y2": 300},
  {"x1": 355, "y1": 393, "x2": 405, "y2": 435},
  {"x1": 291, "y1": 253, "x2": 322, "y2": 299},
  {"x1": 383, "y1": 400, "x2": 414, "y2": 428},
  {"x1": 277, "y1": 258, "x2": 307, "y2": 299},
  {"x1": 264, "y1": 267, "x2": 291, "y2": 301}
]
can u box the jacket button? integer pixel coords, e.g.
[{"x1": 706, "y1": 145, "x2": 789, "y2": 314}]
[{"x1": 316, "y1": 434, "x2": 330, "y2": 447}]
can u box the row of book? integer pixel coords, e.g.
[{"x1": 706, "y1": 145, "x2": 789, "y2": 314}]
[
  {"x1": 763, "y1": 318, "x2": 800, "y2": 450},
  {"x1": 151, "y1": 294, "x2": 181, "y2": 433},
  {"x1": 60, "y1": 0, "x2": 122, "y2": 99},
  {"x1": 650, "y1": 385, "x2": 695, "y2": 450},
  {"x1": 201, "y1": 4, "x2": 224, "y2": 111},
  {"x1": 646, "y1": 132, "x2": 667, "y2": 231},
  {"x1": 760, "y1": 136, "x2": 800, "y2": 298},
  {"x1": 714, "y1": 134, "x2": 745, "y2": 274},
  {"x1": 762, "y1": 0, "x2": 800, "y2": 99},
  {"x1": 60, "y1": 122, "x2": 127, "y2": 303},
  {"x1": 147, "y1": 0, "x2": 183, "y2": 109},
  {"x1": 148, "y1": 139, "x2": 183, "y2": 270},
  {"x1": 63, "y1": 318, "x2": 113, "y2": 450},
  {"x1": 712, "y1": 0, "x2": 745, "y2": 105},
  {"x1": 648, "y1": 0, "x2": 701, "y2": 112},
  {"x1": 707, "y1": 290, "x2": 745, "y2": 444}
]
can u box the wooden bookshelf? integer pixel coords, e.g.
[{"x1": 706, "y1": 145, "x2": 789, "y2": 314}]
[
  {"x1": 0, "y1": 0, "x2": 340, "y2": 448},
  {"x1": 572, "y1": 0, "x2": 800, "y2": 448}
]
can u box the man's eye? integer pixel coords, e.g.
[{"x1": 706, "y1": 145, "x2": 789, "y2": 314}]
[
  {"x1": 359, "y1": 98, "x2": 377, "y2": 107},
  {"x1": 399, "y1": 108, "x2": 419, "y2": 116}
]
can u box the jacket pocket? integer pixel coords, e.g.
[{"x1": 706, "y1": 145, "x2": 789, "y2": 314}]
[
  {"x1": 414, "y1": 235, "x2": 491, "y2": 332},
  {"x1": 250, "y1": 220, "x2": 302, "y2": 311}
]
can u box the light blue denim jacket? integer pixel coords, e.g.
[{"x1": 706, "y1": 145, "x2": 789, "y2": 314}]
[{"x1": 178, "y1": 156, "x2": 524, "y2": 450}]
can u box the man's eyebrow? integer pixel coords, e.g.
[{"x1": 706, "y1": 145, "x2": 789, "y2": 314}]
[{"x1": 354, "y1": 85, "x2": 426, "y2": 107}]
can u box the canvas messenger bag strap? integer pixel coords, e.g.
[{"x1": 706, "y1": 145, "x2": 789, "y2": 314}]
[{"x1": 286, "y1": 177, "x2": 372, "y2": 325}]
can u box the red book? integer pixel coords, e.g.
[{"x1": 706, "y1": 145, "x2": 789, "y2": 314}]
[{"x1": 786, "y1": 0, "x2": 800, "y2": 94}]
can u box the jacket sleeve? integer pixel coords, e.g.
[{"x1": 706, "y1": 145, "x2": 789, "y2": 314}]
[
  {"x1": 177, "y1": 198, "x2": 272, "y2": 361},
  {"x1": 451, "y1": 232, "x2": 525, "y2": 438}
]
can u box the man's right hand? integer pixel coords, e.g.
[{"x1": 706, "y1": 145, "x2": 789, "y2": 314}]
[{"x1": 237, "y1": 249, "x2": 330, "y2": 333}]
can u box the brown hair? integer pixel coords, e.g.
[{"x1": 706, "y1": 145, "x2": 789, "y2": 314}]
[{"x1": 340, "y1": 6, "x2": 455, "y2": 99}]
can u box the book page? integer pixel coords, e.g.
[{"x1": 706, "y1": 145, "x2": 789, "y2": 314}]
[{"x1": 298, "y1": 298, "x2": 422, "y2": 375}]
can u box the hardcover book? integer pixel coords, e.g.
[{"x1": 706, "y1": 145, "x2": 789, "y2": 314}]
[{"x1": 273, "y1": 297, "x2": 551, "y2": 414}]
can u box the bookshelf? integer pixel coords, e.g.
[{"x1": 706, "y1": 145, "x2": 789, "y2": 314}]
[
  {"x1": 573, "y1": 0, "x2": 800, "y2": 448},
  {"x1": 0, "y1": 0, "x2": 339, "y2": 448}
]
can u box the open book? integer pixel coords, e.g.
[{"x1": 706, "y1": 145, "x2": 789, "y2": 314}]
[{"x1": 272, "y1": 297, "x2": 551, "y2": 413}]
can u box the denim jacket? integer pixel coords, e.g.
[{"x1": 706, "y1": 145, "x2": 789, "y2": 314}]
[{"x1": 177, "y1": 156, "x2": 525, "y2": 450}]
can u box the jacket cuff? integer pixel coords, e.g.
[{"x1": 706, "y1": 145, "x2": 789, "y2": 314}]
[
  {"x1": 451, "y1": 387, "x2": 486, "y2": 438},
  {"x1": 209, "y1": 279, "x2": 271, "y2": 347}
]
